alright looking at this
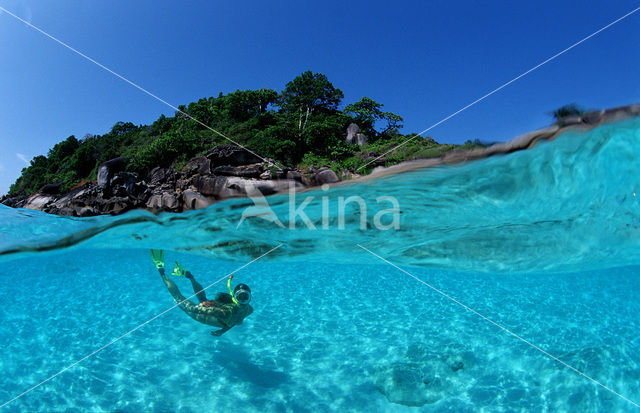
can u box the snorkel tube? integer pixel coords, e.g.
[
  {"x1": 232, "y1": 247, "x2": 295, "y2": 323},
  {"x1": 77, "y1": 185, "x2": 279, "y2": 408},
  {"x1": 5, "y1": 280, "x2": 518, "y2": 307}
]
[{"x1": 227, "y1": 275, "x2": 239, "y2": 305}]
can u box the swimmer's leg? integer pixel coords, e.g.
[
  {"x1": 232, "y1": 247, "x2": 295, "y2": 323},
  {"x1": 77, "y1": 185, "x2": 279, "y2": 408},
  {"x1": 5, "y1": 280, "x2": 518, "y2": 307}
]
[
  {"x1": 185, "y1": 272, "x2": 208, "y2": 303},
  {"x1": 158, "y1": 269, "x2": 199, "y2": 314}
]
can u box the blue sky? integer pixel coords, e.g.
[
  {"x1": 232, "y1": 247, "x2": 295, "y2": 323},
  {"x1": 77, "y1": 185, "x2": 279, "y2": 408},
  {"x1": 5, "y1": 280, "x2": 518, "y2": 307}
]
[{"x1": 0, "y1": 1, "x2": 639, "y2": 195}]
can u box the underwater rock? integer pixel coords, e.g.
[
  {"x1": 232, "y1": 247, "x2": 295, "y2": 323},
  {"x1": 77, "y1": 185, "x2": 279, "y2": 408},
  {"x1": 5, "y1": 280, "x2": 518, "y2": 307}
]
[
  {"x1": 448, "y1": 357, "x2": 465, "y2": 372},
  {"x1": 374, "y1": 361, "x2": 450, "y2": 407},
  {"x1": 407, "y1": 342, "x2": 475, "y2": 372},
  {"x1": 373, "y1": 343, "x2": 475, "y2": 407}
]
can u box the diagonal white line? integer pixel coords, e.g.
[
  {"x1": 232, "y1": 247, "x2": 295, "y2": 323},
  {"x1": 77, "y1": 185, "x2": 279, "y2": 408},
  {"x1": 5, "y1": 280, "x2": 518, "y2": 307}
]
[
  {"x1": 358, "y1": 6, "x2": 640, "y2": 171},
  {"x1": 0, "y1": 244, "x2": 283, "y2": 409},
  {"x1": 356, "y1": 244, "x2": 640, "y2": 409},
  {"x1": 0, "y1": 5, "x2": 281, "y2": 169}
]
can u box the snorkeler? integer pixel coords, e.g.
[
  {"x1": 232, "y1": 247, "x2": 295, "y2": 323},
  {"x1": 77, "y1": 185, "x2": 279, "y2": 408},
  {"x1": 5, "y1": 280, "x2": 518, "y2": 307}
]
[{"x1": 150, "y1": 249, "x2": 253, "y2": 336}]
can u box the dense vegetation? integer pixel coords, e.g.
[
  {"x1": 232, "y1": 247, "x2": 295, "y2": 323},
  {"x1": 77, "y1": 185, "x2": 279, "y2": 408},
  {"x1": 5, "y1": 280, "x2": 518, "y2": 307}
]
[
  {"x1": 551, "y1": 103, "x2": 587, "y2": 121},
  {"x1": 8, "y1": 71, "x2": 485, "y2": 197}
]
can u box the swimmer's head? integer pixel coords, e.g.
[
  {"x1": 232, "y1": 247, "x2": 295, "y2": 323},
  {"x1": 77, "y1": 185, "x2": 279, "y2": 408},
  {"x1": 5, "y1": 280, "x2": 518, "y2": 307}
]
[{"x1": 233, "y1": 284, "x2": 251, "y2": 305}]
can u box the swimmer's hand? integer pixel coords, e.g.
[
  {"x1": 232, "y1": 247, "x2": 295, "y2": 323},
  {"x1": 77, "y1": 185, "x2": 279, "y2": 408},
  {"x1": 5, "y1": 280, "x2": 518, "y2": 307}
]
[
  {"x1": 211, "y1": 327, "x2": 230, "y2": 336},
  {"x1": 171, "y1": 261, "x2": 188, "y2": 277}
]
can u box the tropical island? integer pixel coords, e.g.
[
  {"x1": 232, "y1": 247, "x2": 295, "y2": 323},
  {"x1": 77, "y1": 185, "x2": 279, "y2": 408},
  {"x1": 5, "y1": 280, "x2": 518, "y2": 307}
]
[{"x1": 1, "y1": 70, "x2": 634, "y2": 216}]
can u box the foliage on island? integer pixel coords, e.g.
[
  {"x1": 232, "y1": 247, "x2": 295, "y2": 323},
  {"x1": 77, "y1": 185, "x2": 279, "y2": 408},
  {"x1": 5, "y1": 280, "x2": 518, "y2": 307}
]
[
  {"x1": 550, "y1": 103, "x2": 587, "y2": 123},
  {"x1": 8, "y1": 71, "x2": 486, "y2": 196}
]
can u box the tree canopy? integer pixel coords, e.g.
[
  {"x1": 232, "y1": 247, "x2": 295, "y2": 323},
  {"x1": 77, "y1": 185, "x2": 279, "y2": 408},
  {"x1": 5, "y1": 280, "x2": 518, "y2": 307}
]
[
  {"x1": 281, "y1": 71, "x2": 344, "y2": 133},
  {"x1": 344, "y1": 97, "x2": 404, "y2": 138},
  {"x1": 7, "y1": 70, "x2": 485, "y2": 197},
  {"x1": 551, "y1": 103, "x2": 586, "y2": 121}
]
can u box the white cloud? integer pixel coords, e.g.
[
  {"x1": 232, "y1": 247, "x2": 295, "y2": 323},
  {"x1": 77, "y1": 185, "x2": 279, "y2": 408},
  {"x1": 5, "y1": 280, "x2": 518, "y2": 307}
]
[{"x1": 16, "y1": 153, "x2": 29, "y2": 165}]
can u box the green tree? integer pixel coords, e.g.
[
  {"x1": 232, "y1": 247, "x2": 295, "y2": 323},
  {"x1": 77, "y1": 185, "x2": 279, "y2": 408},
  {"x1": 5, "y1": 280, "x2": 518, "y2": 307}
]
[
  {"x1": 250, "y1": 121, "x2": 298, "y2": 165},
  {"x1": 68, "y1": 135, "x2": 98, "y2": 178},
  {"x1": 110, "y1": 121, "x2": 137, "y2": 136},
  {"x1": 222, "y1": 89, "x2": 279, "y2": 123},
  {"x1": 47, "y1": 135, "x2": 79, "y2": 170},
  {"x1": 344, "y1": 97, "x2": 403, "y2": 138},
  {"x1": 150, "y1": 114, "x2": 174, "y2": 136},
  {"x1": 92, "y1": 122, "x2": 141, "y2": 164},
  {"x1": 302, "y1": 111, "x2": 353, "y2": 159},
  {"x1": 381, "y1": 112, "x2": 403, "y2": 135},
  {"x1": 344, "y1": 97, "x2": 382, "y2": 132},
  {"x1": 185, "y1": 98, "x2": 218, "y2": 128},
  {"x1": 280, "y1": 71, "x2": 344, "y2": 135},
  {"x1": 551, "y1": 103, "x2": 586, "y2": 121},
  {"x1": 8, "y1": 155, "x2": 49, "y2": 195}
]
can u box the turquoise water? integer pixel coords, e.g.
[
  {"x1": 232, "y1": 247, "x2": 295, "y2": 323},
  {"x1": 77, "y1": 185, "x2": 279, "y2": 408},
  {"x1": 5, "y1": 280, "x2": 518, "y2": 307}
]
[{"x1": 1, "y1": 118, "x2": 640, "y2": 411}]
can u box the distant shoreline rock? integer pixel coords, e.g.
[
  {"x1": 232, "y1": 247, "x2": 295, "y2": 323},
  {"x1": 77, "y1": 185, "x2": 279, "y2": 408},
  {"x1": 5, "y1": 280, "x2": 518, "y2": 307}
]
[
  {"x1": 2, "y1": 104, "x2": 638, "y2": 216},
  {"x1": 359, "y1": 103, "x2": 640, "y2": 181}
]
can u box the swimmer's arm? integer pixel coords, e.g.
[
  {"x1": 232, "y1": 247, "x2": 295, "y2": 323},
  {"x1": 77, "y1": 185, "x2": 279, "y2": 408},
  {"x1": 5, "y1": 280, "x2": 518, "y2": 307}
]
[{"x1": 236, "y1": 306, "x2": 253, "y2": 325}]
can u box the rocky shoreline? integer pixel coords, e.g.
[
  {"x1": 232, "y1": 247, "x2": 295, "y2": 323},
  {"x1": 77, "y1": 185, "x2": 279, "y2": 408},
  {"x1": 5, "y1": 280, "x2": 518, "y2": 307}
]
[
  {"x1": 0, "y1": 144, "x2": 341, "y2": 216},
  {"x1": 2, "y1": 103, "x2": 638, "y2": 217}
]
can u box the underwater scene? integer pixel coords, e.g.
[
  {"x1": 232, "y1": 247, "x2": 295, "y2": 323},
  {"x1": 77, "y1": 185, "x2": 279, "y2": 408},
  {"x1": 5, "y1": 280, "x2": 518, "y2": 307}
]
[{"x1": 2, "y1": 118, "x2": 640, "y2": 411}]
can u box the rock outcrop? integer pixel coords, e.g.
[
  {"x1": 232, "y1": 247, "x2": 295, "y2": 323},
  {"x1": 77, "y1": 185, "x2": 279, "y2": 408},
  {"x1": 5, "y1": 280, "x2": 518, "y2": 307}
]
[
  {"x1": 205, "y1": 144, "x2": 263, "y2": 166},
  {"x1": 39, "y1": 182, "x2": 64, "y2": 195},
  {"x1": 4, "y1": 145, "x2": 316, "y2": 216},
  {"x1": 182, "y1": 189, "x2": 212, "y2": 210},
  {"x1": 97, "y1": 157, "x2": 127, "y2": 189},
  {"x1": 345, "y1": 123, "x2": 368, "y2": 145},
  {"x1": 311, "y1": 168, "x2": 340, "y2": 185},
  {"x1": 0, "y1": 195, "x2": 25, "y2": 209}
]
